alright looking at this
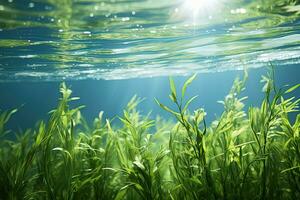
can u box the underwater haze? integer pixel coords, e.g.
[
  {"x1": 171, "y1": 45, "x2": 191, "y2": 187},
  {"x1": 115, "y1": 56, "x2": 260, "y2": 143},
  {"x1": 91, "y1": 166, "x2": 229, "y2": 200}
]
[{"x1": 1, "y1": 0, "x2": 300, "y2": 200}]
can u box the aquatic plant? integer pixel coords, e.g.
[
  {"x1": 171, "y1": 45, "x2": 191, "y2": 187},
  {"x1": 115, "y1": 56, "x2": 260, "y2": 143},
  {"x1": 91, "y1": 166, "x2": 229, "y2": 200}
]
[{"x1": 0, "y1": 70, "x2": 299, "y2": 200}]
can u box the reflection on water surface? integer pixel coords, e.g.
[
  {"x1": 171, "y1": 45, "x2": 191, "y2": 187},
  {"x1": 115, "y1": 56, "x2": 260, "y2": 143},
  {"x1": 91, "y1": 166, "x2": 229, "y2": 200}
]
[{"x1": 0, "y1": 0, "x2": 299, "y2": 81}]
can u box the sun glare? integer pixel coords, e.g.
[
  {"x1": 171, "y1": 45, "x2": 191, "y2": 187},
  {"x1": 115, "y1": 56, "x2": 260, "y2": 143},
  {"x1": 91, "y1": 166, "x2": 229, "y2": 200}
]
[
  {"x1": 180, "y1": 0, "x2": 220, "y2": 21},
  {"x1": 183, "y1": 0, "x2": 205, "y2": 14}
]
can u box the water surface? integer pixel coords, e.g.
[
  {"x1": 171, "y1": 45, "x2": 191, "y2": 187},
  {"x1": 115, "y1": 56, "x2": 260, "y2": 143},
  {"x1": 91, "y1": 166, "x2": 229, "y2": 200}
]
[{"x1": 0, "y1": 0, "x2": 299, "y2": 81}]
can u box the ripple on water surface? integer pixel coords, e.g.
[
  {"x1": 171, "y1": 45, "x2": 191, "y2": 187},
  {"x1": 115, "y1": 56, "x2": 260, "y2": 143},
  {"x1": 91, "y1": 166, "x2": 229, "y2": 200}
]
[{"x1": 0, "y1": 0, "x2": 300, "y2": 81}]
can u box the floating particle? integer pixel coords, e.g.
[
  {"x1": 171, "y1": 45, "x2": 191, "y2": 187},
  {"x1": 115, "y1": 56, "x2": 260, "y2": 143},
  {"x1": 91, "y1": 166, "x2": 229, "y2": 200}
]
[
  {"x1": 28, "y1": 2, "x2": 35, "y2": 8},
  {"x1": 44, "y1": 6, "x2": 52, "y2": 10}
]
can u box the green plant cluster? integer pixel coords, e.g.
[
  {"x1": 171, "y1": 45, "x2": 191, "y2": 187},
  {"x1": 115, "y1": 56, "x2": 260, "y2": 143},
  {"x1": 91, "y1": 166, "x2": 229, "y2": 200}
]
[{"x1": 0, "y1": 71, "x2": 300, "y2": 200}]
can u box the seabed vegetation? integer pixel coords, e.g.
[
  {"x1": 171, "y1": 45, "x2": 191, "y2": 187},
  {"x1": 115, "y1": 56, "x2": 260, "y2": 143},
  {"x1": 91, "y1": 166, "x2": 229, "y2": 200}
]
[{"x1": 1, "y1": 70, "x2": 300, "y2": 200}]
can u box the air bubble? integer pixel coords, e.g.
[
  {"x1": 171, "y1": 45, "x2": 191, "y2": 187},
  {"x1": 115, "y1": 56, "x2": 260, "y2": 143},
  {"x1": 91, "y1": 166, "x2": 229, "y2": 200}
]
[{"x1": 28, "y1": 2, "x2": 35, "y2": 8}]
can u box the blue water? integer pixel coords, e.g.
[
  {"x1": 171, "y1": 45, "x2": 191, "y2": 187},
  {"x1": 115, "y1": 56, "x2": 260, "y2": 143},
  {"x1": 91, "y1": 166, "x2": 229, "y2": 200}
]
[
  {"x1": 1, "y1": 65, "x2": 299, "y2": 130},
  {"x1": 0, "y1": 0, "x2": 300, "y2": 130}
]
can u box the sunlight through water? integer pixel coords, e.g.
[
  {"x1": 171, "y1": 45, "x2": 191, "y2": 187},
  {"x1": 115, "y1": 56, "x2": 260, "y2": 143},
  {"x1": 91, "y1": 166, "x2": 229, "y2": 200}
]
[
  {"x1": 0, "y1": 0, "x2": 299, "y2": 81},
  {"x1": 180, "y1": 0, "x2": 221, "y2": 19}
]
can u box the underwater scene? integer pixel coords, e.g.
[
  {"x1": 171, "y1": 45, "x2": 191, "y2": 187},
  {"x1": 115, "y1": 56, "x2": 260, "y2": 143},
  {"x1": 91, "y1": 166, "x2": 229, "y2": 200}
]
[{"x1": 1, "y1": 0, "x2": 300, "y2": 199}]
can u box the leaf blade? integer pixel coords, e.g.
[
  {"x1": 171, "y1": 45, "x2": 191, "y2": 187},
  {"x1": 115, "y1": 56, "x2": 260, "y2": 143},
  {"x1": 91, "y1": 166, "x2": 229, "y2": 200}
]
[{"x1": 182, "y1": 74, "x2": 197, "y2": 99}]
